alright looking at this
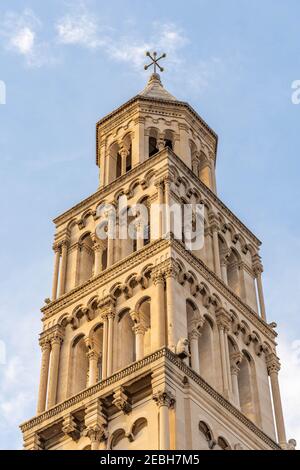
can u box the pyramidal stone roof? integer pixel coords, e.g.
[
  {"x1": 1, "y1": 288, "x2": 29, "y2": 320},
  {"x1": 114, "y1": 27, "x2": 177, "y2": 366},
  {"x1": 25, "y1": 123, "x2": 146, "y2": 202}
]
[{"x1": 138, "y1": 73, "x2": 177, "y2": 101}]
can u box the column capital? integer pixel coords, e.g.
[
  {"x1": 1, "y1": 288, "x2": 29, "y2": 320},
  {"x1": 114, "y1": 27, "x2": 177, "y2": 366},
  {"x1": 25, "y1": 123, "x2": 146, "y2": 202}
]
[
  {"x1": 132, "y1": 323, "x2": 147, "y2": 336},
  {"x1": 152, "y1": 268, "x2": 165, "y2": 285},
  {"x1": 84, "y1": 424, "x2": 108, "y2": 444},
  {"x1": 49, "y1": 324, "x2": 65, "y2": 345},
  {"x1": 39, "y1": 337, "x2": 51, "y2": 351},
  {"x1": 91, "y1": 233, "x2": 105, "y2": 251},
  {"x1": 52, "y1": 243, "x2": 61, "y2": 254},
  {"x1": 215, "y1": 308, "x2": 231, "y2": 331},
  {"x1": 252, "y1": 253, "x2": 264, "y2": 274},
  {"x1": 208, "y1": 212, "x2": 220, "y2": 232},
  {"x1": 153, "y1": 390, "x2": 175, "y2": 409},
  {"x1": 189, "y1": 328, "x2": 201, "y2": 341},
  {"x1": 230, "y1": 352, "x2": 243, "y2": 375},
  {"x1": 164, "y1": 260, "x2": 180, "y2": 280},
  {"x1": 266, "y1": 352, "x2": 281, "y2": 375}
]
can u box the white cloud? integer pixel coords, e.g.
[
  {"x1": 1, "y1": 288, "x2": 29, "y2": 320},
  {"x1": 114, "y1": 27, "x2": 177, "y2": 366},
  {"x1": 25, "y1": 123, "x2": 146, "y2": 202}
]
[
  {"x1": 0, "y1": 9, "x2": 57, "y2": 67},
  {"x1": 10, "y1": 26, "x2": 35, "y2": 55},
  {"x1": 56, "y1": 11, "x2": 103, "y2": 48}
]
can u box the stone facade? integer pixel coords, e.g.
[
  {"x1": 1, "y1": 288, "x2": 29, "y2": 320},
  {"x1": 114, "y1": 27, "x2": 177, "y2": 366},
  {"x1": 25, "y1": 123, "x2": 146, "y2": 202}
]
[{"x1": 20, "y1": 73, "x2": 292, "y2": 450}]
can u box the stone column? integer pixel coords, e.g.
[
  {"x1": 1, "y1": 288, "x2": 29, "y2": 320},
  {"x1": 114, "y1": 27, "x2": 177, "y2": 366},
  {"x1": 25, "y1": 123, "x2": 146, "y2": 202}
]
[
  {"x1": 178, "y1": 123, "x2": 190, "y2": 167},
  {"x1": 136, "y1": 222, "x2": 144, "y2": 251},
  {"x1": 230, "y1": 352, "x2": 242, "y2": 408},
  {"x1": 51, "y1": 245, "x2": 61, "y2": 301},
  {"x1": 164, "y1": 177, "x2": 172, "y2": 239},
  {"x1": 189, "y1": 327, "x2": 201, "y2": 375},
  {"x1": 216, "y1": 309, "x2": 231, "y2": 399},
  {"x1": 87, "y1": 350, "x2": 100, "y2": 387},
  {"x1": 152, "y1": 271, "x2": 166, "y2": 350},
  {"x1": 133, "y1": 323, "x2": 146, "y2": 361},
  {"x1": 133, "y1": 116, "x2": 145, "y2": 165},
  {"x1": 107, "y1": 310, "x2": 115, "y2": 377},
  {"x1": 220, "y1": 257, "x2": 228, "y2": 284},
  {"x1": 266, "y1": 353, "x2": 287, "y2": 447},
  {"x1": 58, "y1": 240, "x2": 69, "y2": 297},
  {"x1": 37, "y1": 340, "x2": 51, "y2": 414},
  {"x1": 253, "y1": 259, "x2": 266, "y2": 322},
  {"x1": 107, "y1": 231, "x2": 114, "y2": 267},
  {"x1": 85, "y1": 425, "x2": 108, "y2": 451},
  {"x1": 165, "y1": 264, "x2": 178, "y2": 352},
  {"x1": 209, "y1": 214, "x2": 221, "y2": 278},
  {"x1": 92, "y1": 236, "x2": 104, "y2": 276},
  {"x1": 154, "y1": 180, "x2": 164, "y2": 240},
  {"x1": 153, "y1": 391, "x2": 175, "y2": 450},
  {"x1": 120, "y1": 146, "x2": 129, "y2": 176},
  {"x1": 47, "y1": 329, "x2": 64, "y2": 408},
  {"x1": 101, "y1": 313, "x2": 108, "y2": 380}
]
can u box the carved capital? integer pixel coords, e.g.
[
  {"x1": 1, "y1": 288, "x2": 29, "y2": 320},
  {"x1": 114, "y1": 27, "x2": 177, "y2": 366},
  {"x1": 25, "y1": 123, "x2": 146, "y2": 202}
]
[
  {"x1": 215, "y1": 308, "x2": 231, "y2": 332},
  {"x1": 152, "y1": 269, "x2": 165, "y2": 286},
  {"x1": 132, "y1": 323, "x2": 147, "y2": 336},
  {"x1": 208, "y1": 213, "x2": 220, "y2": 232},
  {"x1": 230, "y1": 352, "x2": 243, "y2": 375},
  {"x1": 52, "y1": 243, "x2": 61, "y2": 254},
  {"x1": 39, "y1": 338, "x2": 51, "y2": 352},
  {"x1": 153, "y1": 390, "x2": 175, "y2": 409},
  {"x1": 84, "y1": 424, "x2": 108, "y2": 444},
  {"x1": 266, "y1": 352, "x2": 281, "y2": 375}
]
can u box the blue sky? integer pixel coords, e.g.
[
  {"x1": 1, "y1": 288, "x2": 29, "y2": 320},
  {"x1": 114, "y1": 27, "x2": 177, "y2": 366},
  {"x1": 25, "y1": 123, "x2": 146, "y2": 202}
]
[{"x1": 0, "y1": 0, "x2": 300, "y2": 449}]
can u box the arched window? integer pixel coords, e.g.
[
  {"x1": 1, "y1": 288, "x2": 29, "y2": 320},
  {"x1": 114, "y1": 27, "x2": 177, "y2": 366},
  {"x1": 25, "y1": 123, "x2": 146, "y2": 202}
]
[
  {"x1": 116, "y1": 152, "x2": 122, "y2": 178},
  {"x1": 78, "y1": 233, "x2": 95, "y2": 285},
  {"x1": 198, "y1": 151, "x2": 212, "y2": 188},
  {"x1": 117, "y1": 309, "x2": 135, "y2": 369},
  {"x1": 237, "y1": 351, "x2": 260, "y2": 425},
  {"x1": 164, "y1": 130, "x2": 174, "y2": 150},
  {"x1": 198, "y1": 316, "x2": 215, "y2": 386},
  {"x1": 70, "y1": 335, "x2": 88, "y2": 396},
  {"x1": 215, "y1": 436, "x2": 231, "y2": 450},
  {"x1": 139, "y1": 196, "x2": 151, "y2": 246},
  {"x1": 91, "y1": 324, "x2": 104, "y2": 382},
  {"x1": 126, "y1": 145, "x2": 132, "y2": 172},
  {"x1": 148, "y1": 129, "x2": 159, "y2": 157},
  {"x1": 227, "y1": 250, "x2": 240, "y2": 295},
  {"x1": 138, "y1": 298, "x2": 151, "y2": 356},
  {"x1": 199, "y1": 421, "x2": 214, "y2": 450}
]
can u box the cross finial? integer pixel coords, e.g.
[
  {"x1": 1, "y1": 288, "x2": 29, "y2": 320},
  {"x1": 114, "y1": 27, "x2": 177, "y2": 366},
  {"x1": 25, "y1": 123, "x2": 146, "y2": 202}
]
[{"x1": 144, "y1": 51, "x2": 166, "y2": 74}]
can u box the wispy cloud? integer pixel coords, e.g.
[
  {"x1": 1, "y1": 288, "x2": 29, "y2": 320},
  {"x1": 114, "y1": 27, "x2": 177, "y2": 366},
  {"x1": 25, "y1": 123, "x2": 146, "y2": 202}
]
[
  {"x1": 56, "y1": 9, "x2": 104, "y2": 48},
  {"x1": 55, "y1": 2, "x2": 189, "y2": 72},
  {"x1": 0, "y1": 9, "x2": 57, "y2": 67}
]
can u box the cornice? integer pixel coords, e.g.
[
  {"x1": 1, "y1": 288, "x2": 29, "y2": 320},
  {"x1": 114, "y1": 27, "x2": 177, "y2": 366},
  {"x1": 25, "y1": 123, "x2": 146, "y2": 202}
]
[
  {"x1": 41, "y1": 238, "x2": 168, "y2": 319},
  {"x1": 19, "y1": 348, "x2": 280, "y2": 450},
  {"x1": 41, "y1": 235, "x2": 275, "y2": 342}
]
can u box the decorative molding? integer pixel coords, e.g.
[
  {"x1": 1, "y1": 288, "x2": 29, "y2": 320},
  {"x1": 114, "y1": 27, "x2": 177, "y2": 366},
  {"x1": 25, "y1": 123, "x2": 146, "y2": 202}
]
[{"x1": 20, "y1": 348, "x2": 280, "y2": 449}]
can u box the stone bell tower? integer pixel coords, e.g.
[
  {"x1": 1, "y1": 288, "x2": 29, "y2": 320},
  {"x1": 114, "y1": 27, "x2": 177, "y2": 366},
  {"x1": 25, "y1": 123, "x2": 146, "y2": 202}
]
[{"x1": 20, "y1": 56, "x2": 293, "y2": 450}]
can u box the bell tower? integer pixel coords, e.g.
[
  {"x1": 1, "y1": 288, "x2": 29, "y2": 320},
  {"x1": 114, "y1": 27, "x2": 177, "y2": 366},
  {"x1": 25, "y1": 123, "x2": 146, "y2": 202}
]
[{"x1": 20, "y1": 58, "x2": 293, "y2": 451}]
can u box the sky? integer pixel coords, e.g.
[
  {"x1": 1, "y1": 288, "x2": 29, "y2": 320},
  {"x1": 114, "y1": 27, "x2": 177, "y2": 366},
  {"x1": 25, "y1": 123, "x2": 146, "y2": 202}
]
[{"x1": 0, "y1": 0, "x2": 300, "y2": 450}]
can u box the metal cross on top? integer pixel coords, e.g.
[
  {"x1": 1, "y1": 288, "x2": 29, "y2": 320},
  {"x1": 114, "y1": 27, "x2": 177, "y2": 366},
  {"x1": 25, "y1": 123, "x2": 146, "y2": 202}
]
[{"x1": 144, "y1": 51, "x2": 166, "y2": 74}]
